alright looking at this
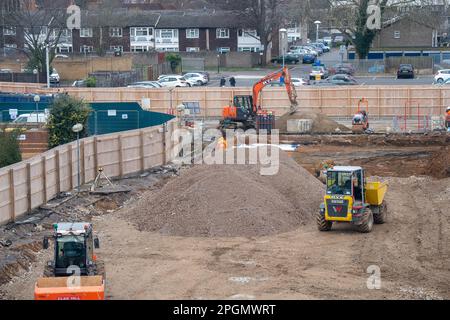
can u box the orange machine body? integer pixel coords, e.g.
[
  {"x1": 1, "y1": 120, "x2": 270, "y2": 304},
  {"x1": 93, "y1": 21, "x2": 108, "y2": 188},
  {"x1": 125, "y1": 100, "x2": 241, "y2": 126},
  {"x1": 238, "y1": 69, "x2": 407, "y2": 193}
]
[{"x1": 34, "y1": 276, "x2": 105, "y2": 300}]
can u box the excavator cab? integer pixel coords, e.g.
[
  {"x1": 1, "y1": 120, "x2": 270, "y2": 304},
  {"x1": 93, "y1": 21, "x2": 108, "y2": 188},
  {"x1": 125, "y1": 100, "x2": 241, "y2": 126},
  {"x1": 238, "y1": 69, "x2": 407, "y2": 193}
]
[
  {"x1": 222, "y1": 95, "x2": 256, "y2": 129},
  {"x1": 43, "y1": 222, "x2": 102, "y2": 277},
  {"x1": 35, "y1": 222, "x2": 105, "y2": 300}
]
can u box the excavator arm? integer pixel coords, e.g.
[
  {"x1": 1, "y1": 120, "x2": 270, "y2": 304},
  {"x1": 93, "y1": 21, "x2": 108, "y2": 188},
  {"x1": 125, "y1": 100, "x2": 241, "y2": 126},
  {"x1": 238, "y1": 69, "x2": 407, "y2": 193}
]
[{"x1": 252, "y1": 66, "x2": 298, "y2": 114}]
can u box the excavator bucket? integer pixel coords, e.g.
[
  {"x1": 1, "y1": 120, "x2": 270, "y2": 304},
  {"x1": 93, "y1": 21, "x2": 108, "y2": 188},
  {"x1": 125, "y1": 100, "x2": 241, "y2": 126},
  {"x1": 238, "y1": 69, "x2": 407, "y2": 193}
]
[{"x1": 34, "y1": 276, "x2": 105, "y2": 300}]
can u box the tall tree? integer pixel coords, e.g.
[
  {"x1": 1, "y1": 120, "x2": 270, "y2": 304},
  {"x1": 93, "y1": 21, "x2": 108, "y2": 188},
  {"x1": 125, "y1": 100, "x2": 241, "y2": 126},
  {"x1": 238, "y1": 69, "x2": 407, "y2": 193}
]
[
  {"x1": 329, "y1": 0, "x2": 444, "y2": 59},
  {"x1": 208, "y1": 0, "x2": 289, "y2": 64}
]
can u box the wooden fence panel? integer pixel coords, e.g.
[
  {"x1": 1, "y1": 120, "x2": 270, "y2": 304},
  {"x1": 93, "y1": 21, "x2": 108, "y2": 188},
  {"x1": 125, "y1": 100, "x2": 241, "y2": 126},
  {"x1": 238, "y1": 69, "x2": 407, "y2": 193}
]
[{"x1": 0, "y1": 120, "x2": 177, "y2": 225}]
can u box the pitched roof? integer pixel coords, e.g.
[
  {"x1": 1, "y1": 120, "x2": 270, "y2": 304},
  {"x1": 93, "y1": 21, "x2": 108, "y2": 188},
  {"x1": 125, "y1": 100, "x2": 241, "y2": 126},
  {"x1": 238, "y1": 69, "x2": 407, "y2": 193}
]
[{"x1": 155, "y1": 10, "x2": 245, "y2": 29}]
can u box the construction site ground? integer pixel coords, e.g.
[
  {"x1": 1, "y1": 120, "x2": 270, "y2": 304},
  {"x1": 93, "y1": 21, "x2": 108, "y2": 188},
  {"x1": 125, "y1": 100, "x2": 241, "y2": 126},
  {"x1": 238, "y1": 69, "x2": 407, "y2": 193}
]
[{"x1": 0, "y1": 133, "x2": 449, "y2": 300}]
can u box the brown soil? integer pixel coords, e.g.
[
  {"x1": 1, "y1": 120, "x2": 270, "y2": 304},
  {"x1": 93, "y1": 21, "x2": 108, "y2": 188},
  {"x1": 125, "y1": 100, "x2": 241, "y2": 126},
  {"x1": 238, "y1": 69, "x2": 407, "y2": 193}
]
[
  {"x1": 276, "y1": 111, "x2": 350, "y2": 133},
  {"x1": 126, "y1": 153, "x2": 324, "y2": 237},
  {"x1": 428, "y1": 146, "x2": 450, "y2": 179}
]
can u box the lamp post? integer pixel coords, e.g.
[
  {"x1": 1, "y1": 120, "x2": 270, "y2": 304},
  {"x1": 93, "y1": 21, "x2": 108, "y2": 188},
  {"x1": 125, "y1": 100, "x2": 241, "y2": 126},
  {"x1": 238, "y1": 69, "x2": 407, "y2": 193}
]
[
  {"x1": 279, "y1": 28, "x2": 287, "y2": 68},
  {"x1": 217, "y1": 54, "x2": 220, "y2": 74},
  {"x1": 314, "y1": 21, "x2": 321, "y2": 42},
  {"x1": 33, "y1": 95, "x2": 40, "y2": 123},
  {"x1": 72, "y1": 123, "x2": 84, "y2": 193}
]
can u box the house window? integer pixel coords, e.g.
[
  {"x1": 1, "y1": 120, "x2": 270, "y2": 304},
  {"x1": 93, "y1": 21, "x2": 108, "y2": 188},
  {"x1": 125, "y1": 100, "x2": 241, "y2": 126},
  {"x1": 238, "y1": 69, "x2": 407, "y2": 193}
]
[
  {"x1": 131, "y1": 27, "x2": 153, "y2": 37},
  {"x1": 109, "y1": 27, "x2": 123, "y2": 37},
  {"x1": 4, "y1": 43, "x2": 17, "y2": 48},
  {"x1": 3, "y1": 26, "x2": 16, "y2": 36},
  {"x1": 80, "y1": 28, "x2": 93, "y2": 38},
  {"x1": 159, "y1": 29, "x2": 177, "y2": 38},
  {"x1": 80, "y1": 45, "x2": 94, "y2": 53},
  {"x1": 216, "y1": 28, "x2": 230, "y2": 39},
  {"x1": 186, "y1": 47, "x2": 200, "y2": 52},
  {"x1": 58, "y1": 46, "x2": 72, "y2": 53},
  {"x1": 131, "y1": 45, "x2": 150, "y2": 52},
  {"x1": 186, "y1": 28, "x2": 199, "y2": 39},
  {"x1": 394, "y1": 31, "x2": 400, "y2": 39},
  {"x1": 217, "y1": 47, "x2": 230, "y2": 53}
]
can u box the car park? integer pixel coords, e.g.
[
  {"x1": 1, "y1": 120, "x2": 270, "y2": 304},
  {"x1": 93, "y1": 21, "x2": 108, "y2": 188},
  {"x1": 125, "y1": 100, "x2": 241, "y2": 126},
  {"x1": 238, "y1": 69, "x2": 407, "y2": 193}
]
[
  {"x1": 330, "y1": 63, "x2": 356, "y2": 76},
  {"x1": 397, "y1": 64, "x2": 415, "y2": 79}
]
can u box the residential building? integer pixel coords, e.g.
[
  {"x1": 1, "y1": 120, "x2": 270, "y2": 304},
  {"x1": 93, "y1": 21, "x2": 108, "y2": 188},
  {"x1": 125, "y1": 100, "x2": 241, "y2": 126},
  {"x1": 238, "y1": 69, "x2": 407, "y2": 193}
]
[{"x1": 373, "y1": 16, "x2": 438, "y2": 48}]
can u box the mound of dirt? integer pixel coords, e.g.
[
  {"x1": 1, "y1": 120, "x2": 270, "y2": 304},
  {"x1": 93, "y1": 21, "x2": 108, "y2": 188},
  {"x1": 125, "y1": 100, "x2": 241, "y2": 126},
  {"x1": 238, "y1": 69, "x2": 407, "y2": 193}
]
[
  {"x1": 276, "y1": 111, "x2": 350, "y2": 133},
  {"x1": 127, "y1": 152, "x2": 325, "y2": 237},
  {"x1": 428, "y1": 146, "x2": 450, "y2": 179}
]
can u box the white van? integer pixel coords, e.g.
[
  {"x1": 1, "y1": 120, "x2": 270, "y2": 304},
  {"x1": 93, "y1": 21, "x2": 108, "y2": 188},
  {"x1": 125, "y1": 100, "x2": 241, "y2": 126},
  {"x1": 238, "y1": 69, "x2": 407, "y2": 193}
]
[{"x1": 13, "y1": 113, "x2": 48, "y2": 124}]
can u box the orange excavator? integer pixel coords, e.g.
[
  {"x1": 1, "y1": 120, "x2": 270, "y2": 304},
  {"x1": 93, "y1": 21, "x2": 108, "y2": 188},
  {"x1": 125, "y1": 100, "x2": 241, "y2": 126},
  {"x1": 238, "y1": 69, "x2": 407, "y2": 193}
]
[{"x1": 220, "y1": 66, "x2": 298, "y2": 130}]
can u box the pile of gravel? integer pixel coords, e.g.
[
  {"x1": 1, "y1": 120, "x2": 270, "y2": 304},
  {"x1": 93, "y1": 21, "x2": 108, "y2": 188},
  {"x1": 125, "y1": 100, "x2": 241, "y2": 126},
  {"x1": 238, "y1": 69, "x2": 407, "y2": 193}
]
[
  {"x1": 276, "y1": 111, "x2": 350, "y2": 133},
  {"x1": 127, "y1": 152, "x2": 325, "y2": 237}
]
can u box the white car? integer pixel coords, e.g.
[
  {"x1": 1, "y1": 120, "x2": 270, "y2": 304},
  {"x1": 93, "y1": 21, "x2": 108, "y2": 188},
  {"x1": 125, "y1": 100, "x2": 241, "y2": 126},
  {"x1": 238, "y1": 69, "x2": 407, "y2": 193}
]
[
  {"x1": 13, "y1": 113, "x2": 48, "y2": 124},
  {"x1": 127, "y1": 81, "x2": 162, "y2": 88},
  {"x1": 291, "y1": 78, "x2": 309, "y2": 86},
  {"x1": 183, "y1": 72, "x2": 208, "y2": 86},
  {"x1": 434, "y1": 69, "x2": 450, "y2": 84},
  {"x1": 158, "y1": 75, "x2": 191, "y2": 87},
  {"x1": 49, "y1": 69, "x2": 60, "y2": 83}
]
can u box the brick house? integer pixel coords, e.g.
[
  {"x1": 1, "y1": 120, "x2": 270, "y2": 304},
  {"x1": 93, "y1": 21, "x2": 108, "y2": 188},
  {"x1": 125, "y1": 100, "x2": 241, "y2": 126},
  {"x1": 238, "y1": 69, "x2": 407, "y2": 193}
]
[
  {"x1": 373, "y1": 16, "x2": 438, "y2": 48},
  {"x1": 156, "y1": 11, "x2": 241, "y2": 53}
]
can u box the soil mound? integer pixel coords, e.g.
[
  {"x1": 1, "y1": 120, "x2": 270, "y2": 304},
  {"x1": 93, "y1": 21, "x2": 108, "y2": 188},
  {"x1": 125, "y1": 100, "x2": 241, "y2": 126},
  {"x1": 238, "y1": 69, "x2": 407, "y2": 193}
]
[
  {"x1": 276, "y1": 111, "x2": 350, "y2": 133},
  {"x1": 127, "y1": 152, "x2": 325, "y2": 237},
  {"x1": 428, "y1": 146, "x2": 450, "y2": 179}
]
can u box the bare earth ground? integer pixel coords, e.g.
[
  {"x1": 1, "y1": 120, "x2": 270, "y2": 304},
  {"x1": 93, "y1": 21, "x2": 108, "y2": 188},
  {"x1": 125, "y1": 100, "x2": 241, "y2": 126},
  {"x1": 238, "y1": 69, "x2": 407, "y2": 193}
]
[{"x1": 1, "y1": 136, "x2": 449, "y2": 300}]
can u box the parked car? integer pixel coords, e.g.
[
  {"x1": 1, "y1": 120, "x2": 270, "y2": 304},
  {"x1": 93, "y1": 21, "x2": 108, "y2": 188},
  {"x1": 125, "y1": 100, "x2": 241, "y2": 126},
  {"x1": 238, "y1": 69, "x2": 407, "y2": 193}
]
[
  {"x1": 291, "y1": 77, "x2": 310, "y2": 86},
  {"x1": 127, "y1": 81, "x2": 162, "y2": 88},
  {"x1": 184, "y1": 71, "x2": 210, "y2": 82},
  {"x1": 304, "y1": 46, "x2": 319, "y2": 57},
  {"x1": 326, "y1": 74, "x2": 358, "y2": 85},
  {"x1": 434, "y1": 69, "x2": 450, "y2": 83},
  {"x1": 309, "y1": 44, "x2": 323, "y2": 55},
  {"x1": 330, "y1": 63, "x2": 356, "y2": 76},
  {"x1": 158, "y1": 75, "x2": 191, "y2": 87},
  {"x1": 302, "y1": 53, "x2": 316, "y2": 64},
  {"x1": 49, "y1": 69, "x2": 60, "y2": 83},
  {"x1": 312, "y1": 42, "x2": 330, "y2": 53},
  {"x1": 72, "y1": 80, "x2": 86, "y2": 87},
  {"x1": 310, "y1": 66, "x2": 329, "y2": 80},
  {"x1": 397, "y1": 64, "x2": 415, "y2": 79},
  {"x1": 183, "y1": 72, "x2": 209, "y2": 85},
  {"x1": 13, "y1": 113, "x2": 48, "y2": 124},
  {"x1": 270, "y1": 53, "x2": 301, "y2": 64}
]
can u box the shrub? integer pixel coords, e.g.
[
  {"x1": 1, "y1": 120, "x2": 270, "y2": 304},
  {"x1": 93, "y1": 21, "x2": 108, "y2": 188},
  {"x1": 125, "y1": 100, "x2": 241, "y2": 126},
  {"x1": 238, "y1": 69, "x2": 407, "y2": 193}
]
[
  {"x1": 86, "y1": 77, "x2": 97, "y2": 87},
  {"x1": 165, "y1": 53, "x2": 182, "y2": 73},
  {"x1": 47, "y1": 95, "x2": 92, "y2": 148},
  {"x1": 0, "y1": 128, "x2": 22, "y2": 168}
]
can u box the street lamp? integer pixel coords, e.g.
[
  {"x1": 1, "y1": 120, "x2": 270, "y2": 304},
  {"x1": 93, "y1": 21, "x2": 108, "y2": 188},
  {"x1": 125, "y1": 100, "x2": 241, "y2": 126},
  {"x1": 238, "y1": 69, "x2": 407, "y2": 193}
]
[
  {"x1": 314, "y1": 21, "x2": 321, "y2": 42},
  {"x1": 279, "y1": 28, "x2": 287, "y2": 68},
  {"x1": 217, "y1": 54, "x2": 220, "y2": 74},
  {"x1": 33, "y1": 95, "x2": 40, "y2": 123},
  {"x1": 72, "y1": 123, "x2": 84, "y2": 193}
]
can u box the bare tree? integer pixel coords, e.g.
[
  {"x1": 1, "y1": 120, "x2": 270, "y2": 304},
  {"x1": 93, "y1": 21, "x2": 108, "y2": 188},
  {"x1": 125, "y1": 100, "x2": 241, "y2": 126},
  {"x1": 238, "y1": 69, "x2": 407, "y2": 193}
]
[
  {"x1": 207, "y1": 0, "x2": 289, "y2": 64},
  {"x1": 4, "y1": 0, "x2": 67, "y2": 72}
]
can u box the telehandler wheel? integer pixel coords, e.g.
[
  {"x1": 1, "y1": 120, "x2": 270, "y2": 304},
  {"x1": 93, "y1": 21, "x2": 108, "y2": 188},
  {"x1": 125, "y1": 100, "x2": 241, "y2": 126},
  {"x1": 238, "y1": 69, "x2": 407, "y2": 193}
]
[
  {"x1": 43, "y1": 265, "x2": 54, "y2": 277},
  {"x1": 316, "y1": 211, "x2": 332, "y2": 231},
  {"x1": 373, "y1": 201, "x2": 387, "y2": 224},
  {"x1": 356, "y1": 208, "x2": 374, "y2": 233}
]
